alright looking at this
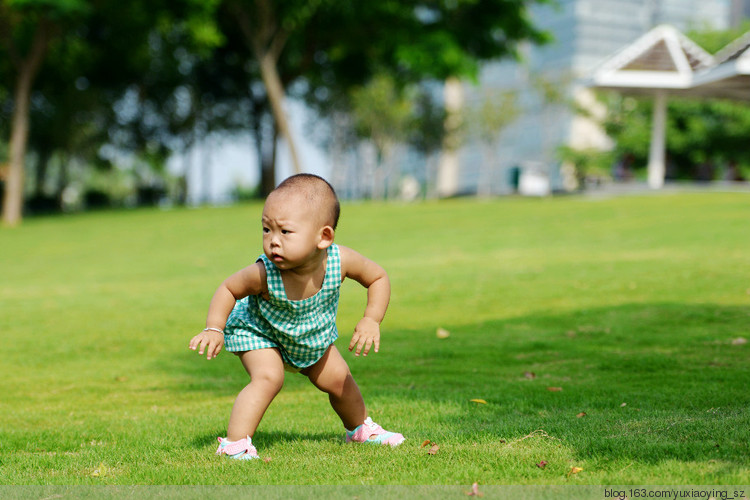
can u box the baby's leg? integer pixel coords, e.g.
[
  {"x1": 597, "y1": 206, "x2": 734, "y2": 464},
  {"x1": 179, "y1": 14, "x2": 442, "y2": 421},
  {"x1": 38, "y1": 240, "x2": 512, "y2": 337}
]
[
  {"x1": 226, "y1": 348, "x2": 285, "y2": 441},
  {"x1": 302, "y1": 345, "x2": 366, "y2": 431}
]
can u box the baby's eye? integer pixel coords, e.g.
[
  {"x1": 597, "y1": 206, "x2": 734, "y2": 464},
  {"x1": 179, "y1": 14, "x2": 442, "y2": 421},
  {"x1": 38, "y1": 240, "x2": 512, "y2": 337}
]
[
  {"x1": 281, "y1": 229, "x2": 290, "y2": 234},
  {"x1": 263, "y1": 227, "x2": 270, "y2": 234}
]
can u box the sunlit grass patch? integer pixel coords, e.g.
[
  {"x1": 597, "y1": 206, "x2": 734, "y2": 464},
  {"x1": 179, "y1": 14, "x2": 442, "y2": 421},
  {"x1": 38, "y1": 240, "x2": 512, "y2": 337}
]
[{"x1": 1, "y1": 192, "x2": 749, "y2": 485}]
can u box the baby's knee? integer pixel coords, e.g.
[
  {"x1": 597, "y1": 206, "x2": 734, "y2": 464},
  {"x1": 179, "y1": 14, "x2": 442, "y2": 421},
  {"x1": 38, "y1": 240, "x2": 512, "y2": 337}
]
[
  {"x1": 251, "y1": 369, "x2": 284, "y2": 393},
  {"x1": 320, "y1": 364, "x2": 353, "y2": 394}
]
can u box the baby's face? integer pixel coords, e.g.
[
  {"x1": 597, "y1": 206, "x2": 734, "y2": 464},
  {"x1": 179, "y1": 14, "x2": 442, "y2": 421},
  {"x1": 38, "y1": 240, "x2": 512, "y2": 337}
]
[{"x1": 261, "y1": 191, "x2": 326, "y2": 270}]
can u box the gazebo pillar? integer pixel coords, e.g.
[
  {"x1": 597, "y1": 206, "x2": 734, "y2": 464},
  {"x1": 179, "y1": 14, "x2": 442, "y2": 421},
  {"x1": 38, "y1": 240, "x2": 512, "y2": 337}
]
[{"x1": 647, "y1": 91, "x2": 667, "y2": 189}]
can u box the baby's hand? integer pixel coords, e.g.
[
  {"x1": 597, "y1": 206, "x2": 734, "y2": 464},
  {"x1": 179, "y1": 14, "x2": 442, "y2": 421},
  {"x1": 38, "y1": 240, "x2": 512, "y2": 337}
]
[
  {"x1": 349, "y1": 317, "x2": 380, "y2": 357},
  {"x1": 189, "y1": 329, "x2": 224, "y2": 360}
]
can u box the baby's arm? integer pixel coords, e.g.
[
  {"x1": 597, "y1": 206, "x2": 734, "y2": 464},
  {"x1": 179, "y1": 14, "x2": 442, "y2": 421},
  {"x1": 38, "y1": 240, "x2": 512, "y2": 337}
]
[
  {"x1": 188, "y1": 262, "x2": 266, "y2": 360},
  {"x1": 339, "y1": 245, "x2": 391, "y2": 357}
]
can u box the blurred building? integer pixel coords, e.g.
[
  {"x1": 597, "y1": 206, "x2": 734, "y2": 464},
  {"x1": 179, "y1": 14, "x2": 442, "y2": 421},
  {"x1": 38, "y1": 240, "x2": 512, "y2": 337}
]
[
  {"x1": 731, "y1": 0, "x2": 750, "y2": 25},
  {"x1": 454, "y1": 0, "x2": 742, "y2": 194}
]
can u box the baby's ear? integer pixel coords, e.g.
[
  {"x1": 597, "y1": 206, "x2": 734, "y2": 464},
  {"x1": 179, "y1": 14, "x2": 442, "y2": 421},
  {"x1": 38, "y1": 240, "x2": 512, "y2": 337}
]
[{"x1": 317, "y1": 226, "x2": 335, "y2": 249}]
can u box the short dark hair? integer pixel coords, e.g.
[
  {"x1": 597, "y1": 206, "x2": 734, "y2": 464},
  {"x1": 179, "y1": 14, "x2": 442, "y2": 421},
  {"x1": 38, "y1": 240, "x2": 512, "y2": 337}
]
[{"x1": 274, "y1": 174, "x2": 340, "y2": 229}]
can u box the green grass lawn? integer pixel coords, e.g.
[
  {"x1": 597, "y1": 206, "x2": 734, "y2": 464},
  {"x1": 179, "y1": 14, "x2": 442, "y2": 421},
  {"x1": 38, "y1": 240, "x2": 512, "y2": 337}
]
[{"x1": 1, "y1": 192, "x2": 749, "y2": 486}]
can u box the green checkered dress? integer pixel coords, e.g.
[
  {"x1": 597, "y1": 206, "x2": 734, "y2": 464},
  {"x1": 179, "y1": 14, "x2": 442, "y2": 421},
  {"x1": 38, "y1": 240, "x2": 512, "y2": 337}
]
[{"x1": 223, "y1": 244, "x2": 341, "y2": 369}]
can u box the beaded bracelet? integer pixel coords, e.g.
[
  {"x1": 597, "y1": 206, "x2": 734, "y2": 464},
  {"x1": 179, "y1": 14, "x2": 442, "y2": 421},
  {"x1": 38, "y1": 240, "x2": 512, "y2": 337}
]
[{"x1": 203, "y1": 327, "x2": 224, "y2": 334}]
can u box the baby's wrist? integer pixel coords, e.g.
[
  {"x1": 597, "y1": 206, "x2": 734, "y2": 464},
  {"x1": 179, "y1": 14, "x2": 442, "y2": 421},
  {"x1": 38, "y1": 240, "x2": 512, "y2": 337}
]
[{"x1": 203, "y1": 327, "x2": 224, "y2": 334}]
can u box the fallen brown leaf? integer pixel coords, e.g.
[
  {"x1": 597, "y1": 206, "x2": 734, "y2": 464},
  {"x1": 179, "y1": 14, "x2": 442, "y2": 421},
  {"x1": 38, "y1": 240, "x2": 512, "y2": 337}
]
[
  {"x1": 547, "y1": 387, "x2": 563, "y2": 392},
  {"x1": 536, "y1": 460, "x2": 548, "y2": 469},
  {"x1": 421, "y1": 440, "x2": 431, "y2": 448},
  {"x1": 470, "y1": 399, "x2": 487, "y2": 404},
  {"x1": 576, "y1": 412, "x2": 587, "y2": 418},
  {"x1": 567, "y1": 466, "x2": 583, "y2": 476},
  {"x1": 523, "y1": 371, "x2": 536, "y2": 379},
  {"x1": 262, "y1": 457, "x2": 272, "y2": 463},
  {"x1": 428, "y1": 444, "x2": 440, "y2": 455}
]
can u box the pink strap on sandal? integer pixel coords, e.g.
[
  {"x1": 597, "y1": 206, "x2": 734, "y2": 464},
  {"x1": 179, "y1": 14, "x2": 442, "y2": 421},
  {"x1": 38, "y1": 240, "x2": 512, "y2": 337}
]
[
  {"x1": 216, "y1": 436, "x2": 260, "y2": 460},
  {"x1": 346, "y1": 417, "x2": 405, "y2": 446}
]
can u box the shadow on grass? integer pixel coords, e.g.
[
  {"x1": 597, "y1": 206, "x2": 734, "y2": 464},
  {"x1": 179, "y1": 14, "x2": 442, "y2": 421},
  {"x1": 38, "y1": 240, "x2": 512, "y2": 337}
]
[
  {"x1": 386, "y1": 302, "x2": 750, "y2": 464},
  {"x1": 191, "y1": 430, "x2": 340, "y2": 451},
  {"x1": 173, "y1": 302, "x2": 750, "y2": 463}
]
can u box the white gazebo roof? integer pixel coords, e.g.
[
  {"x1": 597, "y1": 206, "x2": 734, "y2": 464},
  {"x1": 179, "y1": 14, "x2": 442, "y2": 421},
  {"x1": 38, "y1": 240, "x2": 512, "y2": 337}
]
[
  {"x1": 691, "y1": 33, "x2": 750, "y2": 101},
  {"x1": 588, "y1": 24, "x2": 750, "y2": 100},
  {"x1": 714, "y1": 30, "x2": 750, "y2": 64},
  {"x1": 589, "y1": 25, "x2": 714, "y2": 94},
  {"x1": 585, "y1": 25, "x2": 750, "y2": 190}
]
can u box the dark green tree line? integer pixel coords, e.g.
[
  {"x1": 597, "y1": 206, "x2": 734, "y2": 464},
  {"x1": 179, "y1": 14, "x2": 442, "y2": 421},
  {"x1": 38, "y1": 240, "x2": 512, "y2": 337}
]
[{"x1": 1, "y1": 0, "x2": 551, "y2": 225}]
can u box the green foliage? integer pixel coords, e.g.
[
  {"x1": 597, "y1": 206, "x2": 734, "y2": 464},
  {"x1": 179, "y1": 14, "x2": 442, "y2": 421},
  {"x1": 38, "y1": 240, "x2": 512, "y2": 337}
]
[
  {"x1": 466, "y1": 89, "x2": 519, "y2": 144},
  {"x1": 1, "y1": 193, "x2": 749, "y2": 484},
  {"x1": 350, "y1": 74, "x2": 414, "y2": 155},
  {"x1": 0, "y1": 0, "x2": 229, "y2": 216},
  {"x1": 600, "y1": 93, "x2": 750, "y2": 180},
  {"x1": 557, "y1": 145, "x2": 616, "y2": 183},
  {"x1": 304, "y1": 0, "x2": 551, "y2": 106},
  {"x1": 395, "y1": 30, "x2": 479, "y2": 81},
  {"x1": 599, "y1": 95, "x2": 651, "y2": 161},
  {"x1": 180, "y1": 0, "x2": 225, "y2": 54},
  {"x1": 4, "y1": 0, "x2": 89, "y2": 16},
  {"x1": 409, "y1": 88, "x2": 446, "y2": 155},
  {"x1": 2, "y1": 0, "x2": 554, "y2": 217},
  {"x1": 688, "y1": 21, "x2": 750, "y2": 53}
]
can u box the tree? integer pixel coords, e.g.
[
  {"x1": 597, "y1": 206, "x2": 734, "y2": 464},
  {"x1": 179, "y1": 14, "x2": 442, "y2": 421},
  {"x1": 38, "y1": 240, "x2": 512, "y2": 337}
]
[
  {"x1": 0, "y1": 0, "x2": 89, "y2": 226},
  {"x1": 0, "y1": 0, "x2": 223, "y2": 223},
  {"x1": 218, "y1": 0, "x2": 550, "y2": 195},
  {"x1": 103, "y1": 11, "x2": 234, "y2": 205},
  {"x1": 602, "y1": 96, "x2": 750, "y2": 181},
  {"x1": 349, "y1": 74, "x2": 414, "y2": 199},
  {"x1": 467, "y1": 89, "x2": 519, "y2": 196},
  {"x1": 306, "y1": 0, "x2": 551, "y2": 197},
  {"x1": 408, "y1": 86, "x2": 447, "y2": 199},
  {"x1": 1, "y1": 0, "x2": 552, "y2": 220},
  {"x1": 227, "y1": 0, "x2": 327, "y2": 178}
]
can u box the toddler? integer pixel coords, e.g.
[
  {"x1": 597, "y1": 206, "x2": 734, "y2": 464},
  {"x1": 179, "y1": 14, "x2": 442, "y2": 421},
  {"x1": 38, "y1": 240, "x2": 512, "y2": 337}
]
[{"x1": 189, "y1": 174, "x2": 405, "y2": 459}]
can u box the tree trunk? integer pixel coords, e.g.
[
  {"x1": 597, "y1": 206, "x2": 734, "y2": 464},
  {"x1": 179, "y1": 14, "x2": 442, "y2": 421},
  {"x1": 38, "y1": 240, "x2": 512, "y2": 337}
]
[
  {"x1": 34, "y1": 150, "x2": 52, "y2": 197},
  {"x1": 3, "y1": 74, "x2": 32, "y2": 226},
  {"x1": 201, "y1": 130, "x2": 212, "y2": 204},
  {"x1": 56, "y1": 152, "x2": 68, "y2": 205},
  {"x1": 256, "y1": 52, "x2": 302, "y2": 176},
  {"x1": 232, "y1": 0, "x2": 303, "y2": 187},
  {"x1": 436, "y1": 77, "x2": 464, "y2": 198},
  {"x1": 258, "y1": 126, "x2": 278, "y2": 196},
  {"x1": 2, "y1": 20, "x2": 52, "y2": 227},
  {"x1": 477, "y1": 142, "x2": 493, "y2": 197}
]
